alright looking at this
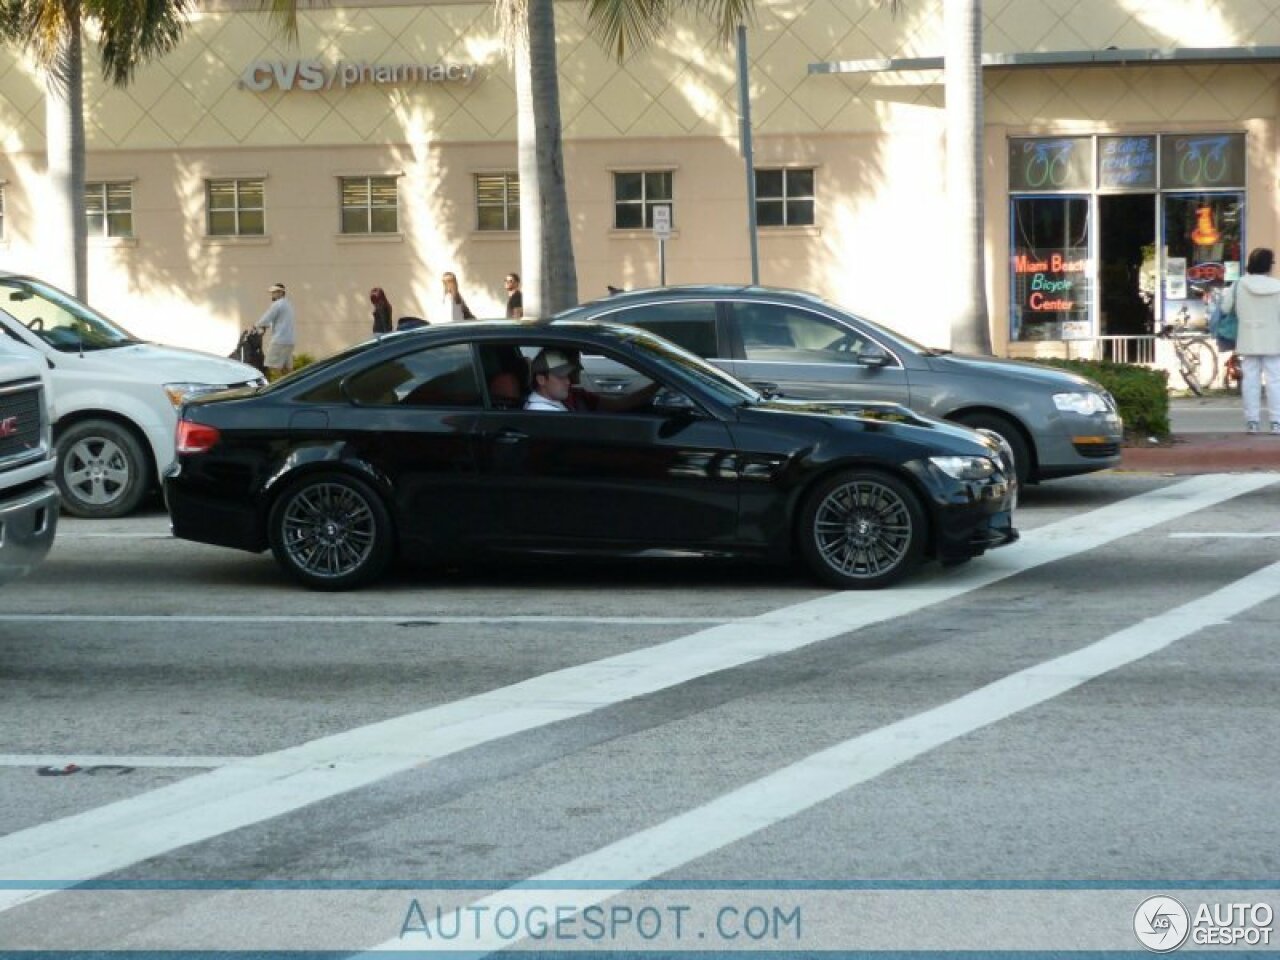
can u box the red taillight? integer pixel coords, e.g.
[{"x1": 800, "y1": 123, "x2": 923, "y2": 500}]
[{"x1": 176, "y1": 420, "x2": 221, "y2": 454}]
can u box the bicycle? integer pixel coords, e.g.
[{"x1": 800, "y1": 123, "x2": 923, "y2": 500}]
[{"x1": 1158, "y1": 310, "x2": 1218, "y2": 395}]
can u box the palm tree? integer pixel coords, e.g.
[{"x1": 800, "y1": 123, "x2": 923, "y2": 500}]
[
  {"x1": 943, "y1": 0, "x2": 991, "y2": 354},
  {"x1": 0, "y1": 0, "x2": 188, "y2": 299},
  {"x1": 497, "y1": 0, "x2": 578, "y2": 319},
  {"x1": 496, "y1": 0, "x2": 754, "y2": 317}
]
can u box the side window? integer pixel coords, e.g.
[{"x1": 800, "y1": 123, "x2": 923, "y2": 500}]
[
  {"x1": 612, "y1": 301, "x2": 719, "y2": 358},
  {"x1": 730, "y1": 303, "x2": 868, "y2": 364},
  {"x1": 345, "y1": 343, "x2": 481, "y2": 407}
]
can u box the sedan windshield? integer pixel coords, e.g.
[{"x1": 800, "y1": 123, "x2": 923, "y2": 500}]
[
  {"x1": 619, "y1": 327, "x2": 763, "y2": 406},
  {"x1": 0, "y1": 277, "x2": 142, "y2": 353}
]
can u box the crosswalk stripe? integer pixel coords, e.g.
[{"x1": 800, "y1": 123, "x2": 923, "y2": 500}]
[
  {"x1": 365, "y1": 557, "x2": 1280, "y2": 952},
  {"x1": 0, "y1": 473, "x2": 1273, "y2": 916}
]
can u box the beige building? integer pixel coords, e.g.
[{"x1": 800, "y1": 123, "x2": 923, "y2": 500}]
[{"x1": 1, "y1": 0, "x2": 1278, "y2": 363}]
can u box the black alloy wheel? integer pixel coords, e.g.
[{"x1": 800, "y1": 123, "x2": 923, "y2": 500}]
[
  {"x1": 268, "y1": 473, "x2": 394, "y2": 590},
  {"x1": 798, "y1": 469, "x2": 926, "y2": 589},
  {"x1": 56, "y1": 419, "x2": 149, "y2": 518}
]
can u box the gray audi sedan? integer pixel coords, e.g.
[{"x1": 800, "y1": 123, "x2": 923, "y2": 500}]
[{"x1": 549, "y1": 285, "x2": 1123, "y2": 484}]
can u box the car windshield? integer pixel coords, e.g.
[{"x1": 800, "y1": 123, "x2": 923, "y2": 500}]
[
  {"x1": 618, "y1": 327, "x2": 762, "y2": 406},
  {"x1": 0, "y1": 277, "x2": 142, "y2": 353}
]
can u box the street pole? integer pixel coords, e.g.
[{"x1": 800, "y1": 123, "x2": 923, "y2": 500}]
[{"x1": 737, "y1": 24, "x2": 759, "y2": 286}]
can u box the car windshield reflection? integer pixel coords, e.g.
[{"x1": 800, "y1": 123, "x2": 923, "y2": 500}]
[
  {"x1": 620, "y1": 328, "x2": 763, "y2": 407},
  {"x1": 1, "y1": 278, "x2": 142, "y2": 353}
]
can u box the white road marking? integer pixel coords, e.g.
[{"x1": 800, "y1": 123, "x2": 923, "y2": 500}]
[
  {"x1": 1169, "y1": 532, "x2": 1280, "y2": 539},
  {"x1": 0, "y1": 615, "x2": 737, "y2": 625},
  {"x1": 0, "y1": 756, "x2": 238, "y2": 769},
  {"x1": 0, "y1": 474, "x2": 1272, "y2": 915},
  {"x1": 367, "y1": 558, "x2": 1280, "y2": 952}
]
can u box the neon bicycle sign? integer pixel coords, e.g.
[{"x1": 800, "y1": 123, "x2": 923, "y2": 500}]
[
  {"x1": 1019, "y1": 139, "x2": 1081, "y2": 188},
  {"x1": 1174, "y1": 135, "x2": 1231, "y2": 185}
]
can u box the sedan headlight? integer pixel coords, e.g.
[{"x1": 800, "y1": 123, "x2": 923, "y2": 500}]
[
  {"x1": 930, "y1": 455, "x2": 998, "y2": 481},
  {"x1": 1053, "y1": 391, "x2": 1110, "y2": 415},
  {"x1": 163, "y1": 382, "x2": 230, "y2": 409}
]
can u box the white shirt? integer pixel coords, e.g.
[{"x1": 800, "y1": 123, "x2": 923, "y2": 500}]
[
  {"x1": 255, "y1": 296, "x2": 296, "y2": 345},
  {"x1": 524, "y1": 392, "x2": 568, "y2": 412}
]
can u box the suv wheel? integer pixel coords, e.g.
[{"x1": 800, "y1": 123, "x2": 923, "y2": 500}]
[{"x1": 56, "y1": 419, "x2": 149, "y2": 518}]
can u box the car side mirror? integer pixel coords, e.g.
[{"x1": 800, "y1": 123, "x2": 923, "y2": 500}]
[
  {"x1": 857, "y1": 346, "x2": 891, "y2": 368},
  {"x1": 652, "y1": 386, "x2": 698, "y2": 415}
]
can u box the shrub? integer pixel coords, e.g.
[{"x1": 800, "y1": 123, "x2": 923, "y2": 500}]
[{"x1": 1031, "y1": 358, "x2": 1170, "y2": 439}]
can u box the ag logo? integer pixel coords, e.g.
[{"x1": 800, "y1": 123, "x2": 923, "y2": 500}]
[{"x1": 1134, "y1": 895, "x2": 1190, "y2": 952}]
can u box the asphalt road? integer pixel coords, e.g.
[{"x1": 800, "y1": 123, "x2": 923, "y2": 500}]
[{"x1": 2, "y1": 470, "x2": 1279, "y2": 953}]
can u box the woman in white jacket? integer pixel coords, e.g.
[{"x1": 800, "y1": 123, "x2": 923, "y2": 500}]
[{"x1": 1222, "y1": 247, "x2": 1280, "y2": 433}]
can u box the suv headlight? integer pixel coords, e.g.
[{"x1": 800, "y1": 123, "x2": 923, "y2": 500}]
[
  {"x1": 930, "y1": 455, "x2": 998, "y2": 481},
  {"x1": 1053, "y1": 391, "x2": 1109, "y2": 415},
  {"x1": 163, "y1": 382, "x2": 228, "y2": 409}
]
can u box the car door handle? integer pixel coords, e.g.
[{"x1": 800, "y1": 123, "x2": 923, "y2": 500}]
[{"x1": 492, "y1": 428, "x2": 528, "y2": 444}]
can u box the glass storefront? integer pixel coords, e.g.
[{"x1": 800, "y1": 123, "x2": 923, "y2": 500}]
[{"x1": 1008, "y1": 133, "x2": 1246, "y2": 342}]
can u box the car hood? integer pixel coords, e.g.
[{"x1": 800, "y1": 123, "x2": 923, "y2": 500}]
[
  {"x1": 58, "y1": 342, "x2": 261, "y2": 384},
  {"x1": 743, "y1": 397, "x2": 994, "y2": 454},
  {"x1": 926, "y1": 352, "x2": 1105, "y2": 392}
]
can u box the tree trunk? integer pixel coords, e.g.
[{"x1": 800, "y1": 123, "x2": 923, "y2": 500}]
[
  {"x1": 943, "y1": 0, "x2": 991, "y2": 355},
  {"x1": 515, "y1": 0, "x2": 577, "y2": 318},
  {"x1": 43, "y1": 2, "x2": 88, "y2": 300}
]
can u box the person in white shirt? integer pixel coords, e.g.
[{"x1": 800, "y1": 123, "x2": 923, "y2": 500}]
[
  {"x1": 523, "y1": 349, "x2": 579, "y2": 411},
  {"x1": 436, "y1": 272, "x2": 475, "y2": 325},
  {"x1": 255, "y1": 282, "x2": 296, "y2": 377}
]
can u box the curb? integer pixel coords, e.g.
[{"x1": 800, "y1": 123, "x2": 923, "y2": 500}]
[{"x1": 1119, "y1": 432, "x2": 1280, "y2": 475}]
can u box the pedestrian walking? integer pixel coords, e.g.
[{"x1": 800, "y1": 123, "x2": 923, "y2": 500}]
[
  {"x1": 370, "y1": 287, "x2": 393, "y2": 334},
  {"x1": 1221, "y1": 247, "x2": 1280, "y2": 433},
  {"x1": 255, "y1": 282, "x2": 296, "y2": 378},
  {"x1": 503, "y1": 273, "x2": 523, "y2": 319},
  {"x1": 436, "y1": 272, "x2": 475, "y2": 324}
]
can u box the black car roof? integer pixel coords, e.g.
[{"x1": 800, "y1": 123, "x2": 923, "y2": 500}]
[{"x1": 547, "y1": 284, "x2": 832, "y2": 322}]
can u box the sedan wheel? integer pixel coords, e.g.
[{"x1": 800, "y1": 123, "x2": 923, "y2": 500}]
[
  {"x1": 799, "y1": 470, "x2": 926, "y2": 589},
  {"x1": 56, "y1": 419, "x2": 149, "y2": 518},
  {"x1": 268, "y1": 474, "x2": 393, "y2": 590}
]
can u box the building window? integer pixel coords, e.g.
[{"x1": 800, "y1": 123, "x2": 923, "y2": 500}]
[
  {"x1": 755, "y1": 168, "x2": 815, "y2": 227},
  {"x1": 85, "y1": 182, "x2": 134, "y2": 238},
  {"x1": 206, "y1": 179, "x2": 264, "y2": 236},
  {"x1": 613, "y1": 171, "x2": 672, "y2": 229},
  {"x1": 340, "y1": 176, "x2": 398, "y2": 234},
  {"x1": 476, "y1": 173, "x2": 520, "y2": 231}
]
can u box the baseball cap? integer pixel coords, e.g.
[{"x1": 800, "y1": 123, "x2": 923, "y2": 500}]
[
  {"x1": 268, "y1": 282, "x2": 286, "y2": 294},
  {"x1": 531, "y1": 348, "x2": 579, "y2": 377}
]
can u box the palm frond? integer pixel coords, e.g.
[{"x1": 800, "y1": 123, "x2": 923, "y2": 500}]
[
  {"x1": 494, "y1": 0, "x2": 529, "y2": 55},
  {"x1": 85, "y1": 0, "x2": 190, "y2": 85},
  {"x1": 583, "y1": 0, "x2": 668, "y2": 61}
]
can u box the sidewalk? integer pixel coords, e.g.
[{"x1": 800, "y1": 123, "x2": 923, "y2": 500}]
[{"x1": 1118, "y1": 396, "x2": 1280, "y2": 474}]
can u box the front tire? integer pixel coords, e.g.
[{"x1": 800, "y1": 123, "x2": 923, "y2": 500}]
[
  {"x1": 268, "y1": 473, "x2": 394, "y2": 590},
  {"x1": 1180, "y1": 339, "x2": 1217, "y2": 394},
  {"x1": 952, "y1": 412, "x2": 1032, "y2": 486},
  {"x1": 798, "y1": 470, "x2": 926, "y2": 589},
  {"x1": 55, "y1": 419, "x2": 149, "y2": 518}
]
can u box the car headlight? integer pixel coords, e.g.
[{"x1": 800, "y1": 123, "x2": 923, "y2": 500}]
[
  {"x1": 930, "y1": 455, "x2": 998, "y2": 481},
  {"x1": 163, "y1": 382, "x2": 229, "y2": 409},
  {"x1": 1053, "y1": 391, "x2": 1110, "y2": 415}
]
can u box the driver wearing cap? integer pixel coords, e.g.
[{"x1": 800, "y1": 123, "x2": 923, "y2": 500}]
[{"x1": 524, "y1": 348, "x2": 580, "y2": 412}]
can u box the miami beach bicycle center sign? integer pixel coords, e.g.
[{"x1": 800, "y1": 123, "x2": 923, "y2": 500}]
[{"x1": 242, "y1": 60, "x2": 478, "y2": 92}]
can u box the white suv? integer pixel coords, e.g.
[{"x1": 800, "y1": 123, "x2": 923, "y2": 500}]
[{"x1": 0, "y1": 273, "x2": 265, "y2": 518}]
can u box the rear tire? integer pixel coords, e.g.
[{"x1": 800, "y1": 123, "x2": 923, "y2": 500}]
[
  {"x1": 268, "y1": 473, "x2": 394, "y2": 590},
  {"x1": 797, "y1": 469, "x2": 926, "y2": 589},
  {"x1": 952, "y1": 411, "x2": 1032, "y2": 486},
  {"x1": 55, "y1": 419, "x2": 149, "y2": 518}
]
